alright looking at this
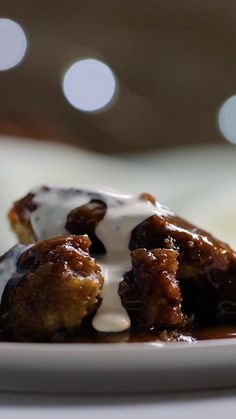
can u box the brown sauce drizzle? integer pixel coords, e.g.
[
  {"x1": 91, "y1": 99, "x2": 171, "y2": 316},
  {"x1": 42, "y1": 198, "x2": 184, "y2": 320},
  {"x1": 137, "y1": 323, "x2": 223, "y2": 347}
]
[
  {"x1": 0, "y1": 325, "x2": 236, "y2": 344},
  {"x1": 64, "y1": 326, "x2": 236, "y2": 344},
  {"x1": 193, "y1": 326, "x2": 236, "y2": 341}
]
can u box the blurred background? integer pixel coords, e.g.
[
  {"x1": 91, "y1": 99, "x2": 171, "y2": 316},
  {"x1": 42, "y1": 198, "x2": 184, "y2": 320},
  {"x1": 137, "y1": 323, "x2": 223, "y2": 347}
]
[
  {"x1": 0, "y1": 1, "x2": 236, "y2": 152},
  {"x1": 1, "y1": 1, "x2": 236, "y2": 252}
]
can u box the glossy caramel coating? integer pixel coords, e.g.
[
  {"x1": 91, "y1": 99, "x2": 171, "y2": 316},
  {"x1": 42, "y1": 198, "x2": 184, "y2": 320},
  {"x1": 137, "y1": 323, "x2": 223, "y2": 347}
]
[
  {"x1": 120, "y1": 248, "x2": 187, "y2": 328},
  {"x1": 0, "y1": 236, "x2": 103, "y2": 342},
  {"x1": 8, "y1": 187, "x2": 236, "y2": 331},
  {"x1": 66, "y1": 199, "x2": 106, "y2": 254},
  {"x1": 130, "y1": 213, "x2": 236, "y2": 325}
]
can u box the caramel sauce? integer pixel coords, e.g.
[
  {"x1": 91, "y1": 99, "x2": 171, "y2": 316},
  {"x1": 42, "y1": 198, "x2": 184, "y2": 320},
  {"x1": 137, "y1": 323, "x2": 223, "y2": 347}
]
[
  {"x1": 1, "y1": 326, "x2": 236, "y2": 344},
  {"x1": 193, "y1": 326, "x2": 236, "y2": 340},
  {"x1": 64, "y1": 326, "x2": 236, "y2": 344}
]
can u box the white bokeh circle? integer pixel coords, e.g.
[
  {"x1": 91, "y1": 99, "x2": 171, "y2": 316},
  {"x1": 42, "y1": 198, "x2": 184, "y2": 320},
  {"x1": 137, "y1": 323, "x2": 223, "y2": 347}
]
[
  {"x1": 218, "y1": 95, "x2": 236, "y2": 144},
  {"x1": 0, "y1": 18, "x2": 27, "y2": 71},
  {"x1": 63, "y1": 58, "x2": 117, "y2": 112}
]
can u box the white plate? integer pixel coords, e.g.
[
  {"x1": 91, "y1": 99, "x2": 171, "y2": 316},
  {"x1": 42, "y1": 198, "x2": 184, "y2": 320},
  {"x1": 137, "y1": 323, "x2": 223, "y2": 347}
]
[
  {"x1": 1, "y1": 136, "x2": 236, "y2": 393},
  {"x1": 1, "y1": 339, "x2": 236, "y2": 393}
]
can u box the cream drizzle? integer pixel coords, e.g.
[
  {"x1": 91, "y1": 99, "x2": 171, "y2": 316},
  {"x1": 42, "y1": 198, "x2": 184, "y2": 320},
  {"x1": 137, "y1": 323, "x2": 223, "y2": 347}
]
[
  {"x1": 30, "y1": 186, "x2": 131, "y2": 240},
  {"x1": 93, "y1": 199, "x2": 159, "y2": 332},
  {"x1": 22, "y1": 186, "x2": 173, "y2": 333},
  {"x1": 0, "y1": 244, "x2": 30, "y2": 302}
]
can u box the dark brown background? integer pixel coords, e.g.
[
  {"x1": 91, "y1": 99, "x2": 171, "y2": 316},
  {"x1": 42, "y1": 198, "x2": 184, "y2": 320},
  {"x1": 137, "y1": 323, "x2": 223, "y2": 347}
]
[{"x1": 0, "y1": 1, "x2": 235, "y2": 153}]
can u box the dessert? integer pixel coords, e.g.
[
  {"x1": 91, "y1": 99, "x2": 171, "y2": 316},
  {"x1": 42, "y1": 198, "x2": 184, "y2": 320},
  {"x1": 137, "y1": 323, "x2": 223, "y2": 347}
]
[
  {"x1": 0, "y1": 235, "x2": 103, "y2": 341},
  {"x1": 1, "y1": 185, "x2": 236, "y2": 342}
]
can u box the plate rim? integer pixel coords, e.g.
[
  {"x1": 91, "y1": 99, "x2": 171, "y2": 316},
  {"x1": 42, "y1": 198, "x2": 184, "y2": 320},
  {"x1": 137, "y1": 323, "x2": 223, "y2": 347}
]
[{"x1": 0, "y1": 337, "x2": 236, "y2": 352}]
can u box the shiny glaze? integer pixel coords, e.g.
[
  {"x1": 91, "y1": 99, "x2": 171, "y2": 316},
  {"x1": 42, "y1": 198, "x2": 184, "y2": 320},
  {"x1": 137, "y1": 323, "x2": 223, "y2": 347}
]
[
  {"x1": 8, "y1": 185, "x2": 236, "y2": 335},
  {"x1": 28, "y1": 186, "x2": 170, "y2": 332},
  {"x1": 193, "y1": 326, "x2": 236, "y2": 340},
  {"x1": 65, "y1": 326, "x2": 236, "y2": 343},
  {"x1": 0, "y1": 326, "x2": 236, "y2": 343}
]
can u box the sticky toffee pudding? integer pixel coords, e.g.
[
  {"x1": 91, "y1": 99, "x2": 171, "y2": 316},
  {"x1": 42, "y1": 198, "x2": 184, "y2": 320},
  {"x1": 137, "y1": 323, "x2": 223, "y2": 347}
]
[{"x1": 2, "y1": 185, "x2": 236, "y2": 343}]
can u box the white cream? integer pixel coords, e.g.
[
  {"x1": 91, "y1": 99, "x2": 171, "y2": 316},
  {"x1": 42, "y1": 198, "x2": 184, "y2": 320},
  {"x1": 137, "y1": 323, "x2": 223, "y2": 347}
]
[
  {"x1": 93, "y1": 199, "x2": 159, "y2": 332},
  {"x1": 31, "y1": 187, "x2": 90, "y2": 240},
  {"x1": 31, "y1": 186, "x2": 131, "y2": 240},
  {"x1": 0, "y1": 244, "x2": 29, "y2": 302},
  {"x1": 27, "y1": 186, "x2": 173, "y2": 333}
]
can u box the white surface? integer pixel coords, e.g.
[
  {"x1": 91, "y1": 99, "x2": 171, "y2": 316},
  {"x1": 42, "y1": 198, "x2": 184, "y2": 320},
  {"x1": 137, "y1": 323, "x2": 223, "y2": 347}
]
[
  {"x1": 1, "y1": 136, "x2": 236, "y2": 414},
  {"x1": 0, "y1": 339, "x2": 236, "y2": 394},
  {"x1": 0, "y1": 389, "x2": 235, "y2": 419}
]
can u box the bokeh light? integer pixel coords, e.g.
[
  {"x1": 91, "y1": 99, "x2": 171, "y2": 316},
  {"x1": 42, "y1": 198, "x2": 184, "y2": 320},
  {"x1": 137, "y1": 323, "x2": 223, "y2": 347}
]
[
  {"x1": 0, "y1": 18, "x2": 27, "y2": 71},
  {"x1": 218, "y1": 95, "x2": 236, "y2": 144},
  {"x1": 62, "y1": 58, "x2": 117, "y2": 112}
]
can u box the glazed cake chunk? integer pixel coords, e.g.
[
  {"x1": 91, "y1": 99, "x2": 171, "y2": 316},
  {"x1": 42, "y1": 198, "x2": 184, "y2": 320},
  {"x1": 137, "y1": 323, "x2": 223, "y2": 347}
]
[
  {"x1": 0, "y1": 235, "x2": 103, "y2": 341},
  {"x1": 120, "y1": 248, "x2": 187, "y2": 329}
]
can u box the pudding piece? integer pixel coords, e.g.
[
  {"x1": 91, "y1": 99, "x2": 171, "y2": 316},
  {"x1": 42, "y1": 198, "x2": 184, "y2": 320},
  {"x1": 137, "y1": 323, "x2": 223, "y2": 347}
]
[
  {"x1": 8, "y1": 192, "x2": 37, "y2": 244},
  {"x1": 7, "y1": 185, "x2": 236, "y2": 333},
  {"x1": 120, "y1": 248, "x2": 186, "y2": 329},
  {"x1": 66, "y1": 199, "x2": 107, "y2": 254},
  {"x1": 129, "y1": 212, "x2": 236, "y2": 325},
  {"x1": 0, "y1": 235, "x2": 103, "y2": 342}
]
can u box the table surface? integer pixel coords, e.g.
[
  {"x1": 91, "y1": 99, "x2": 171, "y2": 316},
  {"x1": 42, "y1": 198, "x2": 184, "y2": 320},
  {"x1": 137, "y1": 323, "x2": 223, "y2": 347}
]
[{"x1": 0, "y1": 389, "x2": 236, "y2": 419}]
